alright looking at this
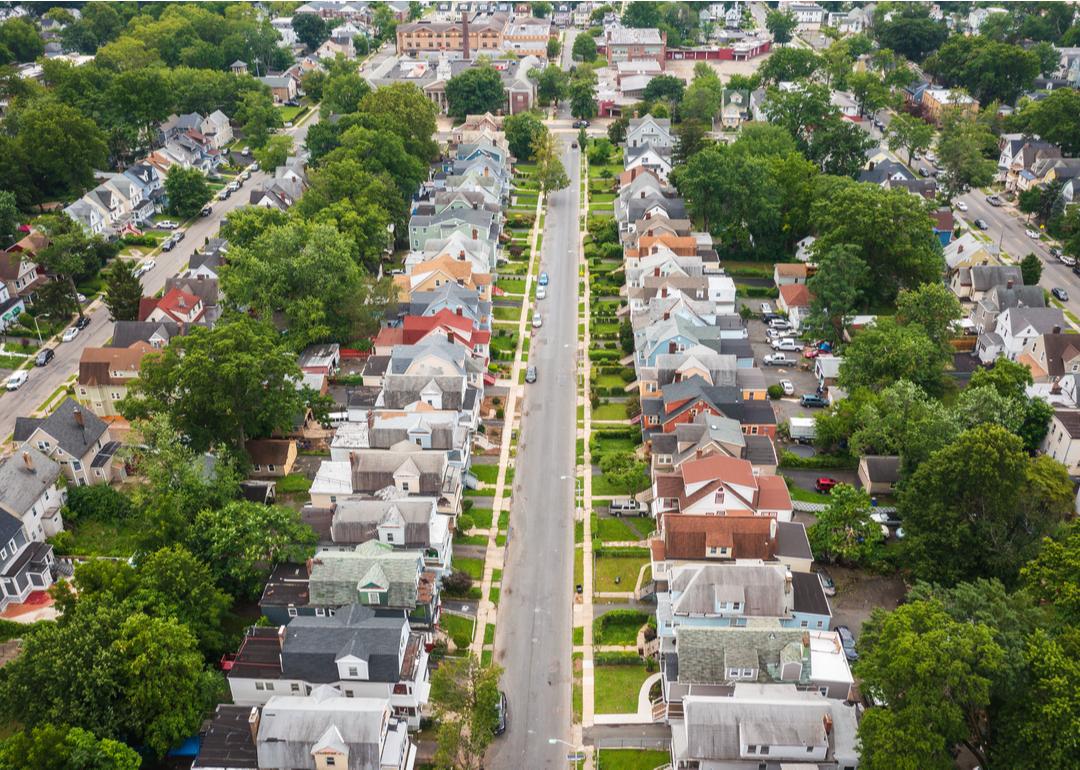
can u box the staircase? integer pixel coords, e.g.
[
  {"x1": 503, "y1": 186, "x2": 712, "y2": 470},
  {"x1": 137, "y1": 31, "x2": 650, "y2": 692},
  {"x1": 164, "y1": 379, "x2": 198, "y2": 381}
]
[{"x1": 651, "y1": 697, "x2": 684, "y2": 723}]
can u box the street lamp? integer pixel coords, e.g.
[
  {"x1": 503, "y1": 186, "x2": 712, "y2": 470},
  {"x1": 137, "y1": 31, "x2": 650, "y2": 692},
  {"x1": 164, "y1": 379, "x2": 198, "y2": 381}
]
[{"x1": 547, "y1": 738, "x2": 585, "y2": 770}]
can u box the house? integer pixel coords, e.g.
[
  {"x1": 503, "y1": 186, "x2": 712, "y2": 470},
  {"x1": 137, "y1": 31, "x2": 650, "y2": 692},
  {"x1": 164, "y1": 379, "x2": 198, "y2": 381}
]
[
  {"x1": 651, "y1": 454, "x2": 794, "y2": 522},
  {"x1": 625, "y1": 115, "x2": 673, "y2": 153},
  {"x1": 794, "y1": 235, "x2": 816, "y2": 263},
  {"x1": 302, "y1": 496, "x2": 452, "y2": 574},
  {"x1": 109, "y1": 320, "x2": 183, "y2": 350},
  {"x1": 773, "y1": 263, "x2": 809, "y2": 287},
  {"x1": 258, "y1": 75, "x2": 300, "y2": 103},
  {"x1": 970, "y1": 283, "x2": 1045, "y2": 336},
  {"x1": 502, "y1": 17, "x2": 552, "y2": 57},
  {"x1": 782, "y1": 1, "x2": 826, "y2": 29},
  {"x1": 967, "y1": 6, "x2": 1008, "y2": 34},
  {"x1": 604, "y1": 25, "x2": 667, "y2": 66},
  {"x1": 0, "y1": 282, "x2": 25, "y2": 332},
  {"x1": 13, "y1": 398, "x2": 123, "y2": 486},
  {"x1": 192, "y1": 686, "x2": 416, "y2": 770},
  {"x1": 159, "y1": 111, "x2": 233, "y2": 150},
  {"x1": 0, "y1": 230, "x2": 48, "y2": 300},
  {"x1": 951, "y1": 264, "x2": 1022, "y2": 303},
  {"x1": 777, "y1": 284, "x2": 811, "y2": 332},
  {"x1": 650, "y1": 514, "x2": 813, "y2": 579},
  {"x1": 246, "y1": 439, "x2": 298, "y2": 478},
  {"x1": 921, "y1": 87, "x2": 978, "y2": 125},
  {"x1": 641, "y1": 377, "x2": 777, "y2": 440},
  {"x1": 649, "y1": 413, "x2": 778, "y2": 474},
  {"x1": 944, "y1": 232, "x2": 999, "y2": 273},
  {"x1": 394, "y1": 15, "x2": 508, "y2": 56},
  {"x1": 718, "y1": 88, "x2": 751, "y2": 129},
  {"x1": 225, "y1": 605, "x2": 430, "y2": 728},
  {"x1": 670, "y1": 685, "x2": 859, "y2": 768},
  {"x1": 138, "y1": 285, "x2": 207, "y2": 325},
  {"x1": 814, "y1": 355, "x2": 842, "y2": 392},
  {"x1": 656, "y1": 562, "x2": 832, "y2": 638},
  {"x1": 980, "y1": 307, "x2": 1066, "y2": 364},
  {"x1": 625, "y1": 144, "x2": 673, "y2": 179},
  {"x1": 1041, "y1": 410, "x2": 1080, "y2": 473},
  {"x1": 0, "y1": 449, "x2": 64, "y2": 611},
  {"x1": 299, "y1": 344, "x2": 341, "y2": 377},
  {"x1": 78, "y1": 341, "x2": 156, "y2": 416},
  {"x1": 858, "y1": 158, "x2": 915, "y2": 186},
  {"x1": 1018, "y1": 332, "x2": 1080, "y2": 382},
  {"x1": 857, "y1": 455, "x2": 900, "y2": 496},
  {"x1": 932, "y1": 208, "x2": 955, "y2": 246}
]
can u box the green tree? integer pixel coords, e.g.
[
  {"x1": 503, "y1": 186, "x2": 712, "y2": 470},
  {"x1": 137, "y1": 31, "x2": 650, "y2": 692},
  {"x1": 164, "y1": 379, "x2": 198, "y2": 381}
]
[
  {"x1": 535, "y1": 64, "x2": 569, "y2": 104},
  {"x1": 235, "y1": 89, "x2": 281, "y2": 147},
  {"x1": 164, "y1": 165, "x2": 211, "y2": 220},
  {"x1": 1020, "y1": 252, "x2": 1043, "y2": 286},
  {"x1": 758, "y1": 47, "x2": 821, "y2": 84},
  {"x1": 874, "y1": 7, "x2": 948, "y2": 62},
  {"x1": 0, "y1": 189, "x2": 18, "y2": 248},
  {"x1": 531, "y1": 129, "x2": 570, "y2": 192},
  {"x1": 895, "y1": 282, "x2": 964, "y2": 354},
  {"x1": 886, "y1": 112, "x2": 935, "y2": 166},
  {"x1": 765, "y1": 10, "x2": 797, "y2": 45},
  {"x1": 357, "y1": 81, "x2": 439, "y2": 161},
  {"x1": 35, "y1": 214, "x2": 115, "y2": 321},
  {"x1": 431, "y1": 656, "x2": 504, "y2": 770},
  {"x1": 191, "y1": 501, "x2": 317, "y2": 600},
  {"x1": 1010, "y1": 88, "x2": 1080, "y2": 155},
  {"x1": 599, "y1": 451, "x2": 649, "y2": 494},
  {"x1": 1021, "y1": 521, "x2": 1080, "y2": 626},
  {"x1": 568, "y1": 70, "x2": 598, "y2": 120},
  {"x1": 678, "y1": 66, "x2": 723, "y2": 124},
  {"x1": 292, "y1": 12, "x2": 329, "y2": 50},
  {"x1": 849, "y1": 380, "x2": 959, "y2": 475},
  {"x1": 811, "y1": 179, "x2": 943, "y2": 301},
  {"x1": 120, "y1": 316, "x2": 304, "y2": 453},
  {"x1": 0, "y1": 604, "x2": 221, "y2": 758},
  {"x1": 0, "y1": 725, "x2": 141, "y2": 770},
  {"x1": 855, "y1": 599, "x2": 1004, "y2": 770},
  {"x1": 839, "y1": 318, "x2": 949, "y2": 396},
  {"x1": 572, "y1": 32, "x2": 597, "y2": 62},
  {"x1": 901, "y1": 424, "x2": 1073, "y2": 585},
  {"x1": 848, "y1": 70, "x2": 892, "y2": 116},
  {"x1": 622, "y1": 1, "x2": 660, "y2": 29},
  {"x1": 807, "y1": 483, "x2": 883, "y2": 565},
  {"x1": 321, "y1": 72, "x2": 371, "y2": 117},
  {"x1": 803, "y1": 244, "x2": 870, "y2": 344},
  {"x1": 925, "y1": 35, "x2": 1041, "y2": 104},
  {"x1": 102, "y1": 258, "x2": 143, "y2": 322},
  {"x1": 546, "y1": 35, "x2": 560, "y2": 59},
  {"x1": 642, "y1": 74, "x2": 684, "y2": 106},
  {"x1": 253, "y1": 134, "x2": 293, "y2": 171},
  {"x1": 673, "y1": 118, "x2": 710, "y2": 165},
  {"x1": 503, "y1": 111, "x2": 546, "y2": 161},
  {"x1": 809, "y1": 116, "x2": 876, "y2": 178},
  {"x1": 937, "y1": 108, "x2": 1000, "y2": 198},
  {"x1": 445, "y1": 64, "x2": 505, "y2": 120},
  {"x1": 0, "y1": 17, "x2": 43, "y2": 63}
]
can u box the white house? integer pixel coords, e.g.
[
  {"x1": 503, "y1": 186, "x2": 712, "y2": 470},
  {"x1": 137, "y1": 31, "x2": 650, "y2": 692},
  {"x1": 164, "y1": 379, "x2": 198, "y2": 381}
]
[{"x1": 1042, "y1": 410, "x2": 1080, "y2": 473}]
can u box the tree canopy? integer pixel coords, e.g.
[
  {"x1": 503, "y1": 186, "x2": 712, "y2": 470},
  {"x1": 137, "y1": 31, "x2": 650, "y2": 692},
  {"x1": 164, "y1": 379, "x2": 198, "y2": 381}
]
[{"x1": 445, "y1": 65, "x2": 505, "y2": 120}]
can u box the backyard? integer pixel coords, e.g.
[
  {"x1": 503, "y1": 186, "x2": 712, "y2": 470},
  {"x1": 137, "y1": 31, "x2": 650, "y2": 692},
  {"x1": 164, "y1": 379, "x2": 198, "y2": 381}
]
[
  {"x1": 597, "y1": 749, "x2": 671, "y2": 770},
  {"x1": 593, "y1": 549, "x2": 650, "y2": 593},
  {"x1": 593, "y1": 659, "x2": 651, "y2": 714}
]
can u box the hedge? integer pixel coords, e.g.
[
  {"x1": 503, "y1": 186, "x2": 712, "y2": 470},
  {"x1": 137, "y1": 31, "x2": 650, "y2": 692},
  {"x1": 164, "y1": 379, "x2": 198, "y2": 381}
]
[
  {"x1": 595, "y1": 651, "x2": 644, "y2": 665},
  {"x1": 738, "y1": 285, "x2": 780, "y2": 299},
  {"x1": 779, "y1": 450, "x2": 858, "y2": 470},
  {"x1": 594, "y1": 546, "x2": 651, "y2": 558}
]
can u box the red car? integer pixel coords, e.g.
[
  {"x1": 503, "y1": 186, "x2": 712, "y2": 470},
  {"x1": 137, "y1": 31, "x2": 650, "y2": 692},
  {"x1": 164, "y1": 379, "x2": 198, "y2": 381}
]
[
  {"x1": 815, "y1": 477, "x2": 838, "y2": 493},
  {"x1": 803, "y1": 347, "x2": 820, "y2": 359}
]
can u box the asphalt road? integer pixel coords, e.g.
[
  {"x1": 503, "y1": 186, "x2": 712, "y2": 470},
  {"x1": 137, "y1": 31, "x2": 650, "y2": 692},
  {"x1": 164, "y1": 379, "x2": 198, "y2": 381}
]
[
  {"x1": 0, "y1": 114, "x2": 319, "y2": 441},
  {"x1": 487, "y1": 139, "x2": 580, "y2": 769}
]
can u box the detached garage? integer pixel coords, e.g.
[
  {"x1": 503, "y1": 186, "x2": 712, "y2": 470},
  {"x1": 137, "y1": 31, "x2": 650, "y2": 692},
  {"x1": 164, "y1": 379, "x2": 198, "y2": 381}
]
[{"x1": 858, "y1": 455, "x2": 901, "y2": 496}]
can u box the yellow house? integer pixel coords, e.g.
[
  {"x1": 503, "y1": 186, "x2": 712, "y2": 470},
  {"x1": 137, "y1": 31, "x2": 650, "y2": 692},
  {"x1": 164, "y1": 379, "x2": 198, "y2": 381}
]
[{"x1": 394, "y1": 253, "x2": 492, "y2": 301}]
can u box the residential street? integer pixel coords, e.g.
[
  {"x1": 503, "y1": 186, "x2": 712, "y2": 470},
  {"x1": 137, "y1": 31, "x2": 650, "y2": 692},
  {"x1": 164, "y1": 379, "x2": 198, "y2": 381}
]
[
  {"x1": 0, "y1": 115, "x2": 319, "y2": 441},
  {"x1": 487, "y1": 139, "x2": 581, "y2": 769}
]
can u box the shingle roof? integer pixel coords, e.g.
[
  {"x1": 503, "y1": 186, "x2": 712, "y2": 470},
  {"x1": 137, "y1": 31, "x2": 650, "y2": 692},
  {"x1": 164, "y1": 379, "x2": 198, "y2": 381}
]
[
  {"x1": 13, "y1": 398, "x2": 107, "y2": 459},
  {"x1": 0, "y1": 448, "x2": 61, "y2": 519},
  {"x1": 308, "y1": 541, "x2": 423, "y2": 609},
  {"x1": 279, "y1": 604, "x2": 406, "y2": 684},
  {"x1": 661, "y1": 514, "x2": 776, "y2": 561}
]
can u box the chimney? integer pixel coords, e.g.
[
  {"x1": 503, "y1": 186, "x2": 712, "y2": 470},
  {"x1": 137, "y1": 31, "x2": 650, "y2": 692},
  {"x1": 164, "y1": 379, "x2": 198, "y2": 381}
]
[
  {"x1": 277, "y1": 625, "x2": 287, "y2": 650},
  {"x1": 654, "y1": 267, "x2": 660, "y2": 276},
  {"x1": 668, "y1": 341, "x2": 677, "y2": 353},
  {"x1": 72, "y1": 407, "x2": 84, "y2": 428},
  {"x1": 1053, "y1": 325, "x2": 1062, "y2": 334},
  {"x1": 662, "y1": 287, "x2": 668, "y2": 298},
  {"x1": 957, "y1": 244, "x2": 964, "y2": 253},
  {"x1": 823, "y1": 713, "x2": 834, "y2": 736},
  {"x1": 1007, "y1": 278, "x2": 1014, "y2": 289},
  {"x1": 663, "y1": 312, "x2": 670, "y2": 320},
  {"x1": 459, "y1": 250, "x2": 466, "y2": 260},
  {"x1": 471, "y1": 228, "x2": 478, "y2": 239},
  {"x1": 21, "y1": 451, "x2": 34, "y2": 472},
  {"x1": 462, "y1": 10, "x2": 470, "y2": 59},
  {"x1": 248, "y1": 706, "x2": 261, "y2": 744},
  {"x1": 784, "y1": 568, "x2": 793, "y2": 594},
  {"x1": 802, "y1": 630, "x2": 810, "y2": 647},
  {"x1": 696, "y1": 449, "x2": 703, "y2": 458},
  {"x1": 640, "y1": 190, "x2": 646, "y2": 198},
  {"x1": 456, "y1": 307, "x2": 463, "y2": 316}
]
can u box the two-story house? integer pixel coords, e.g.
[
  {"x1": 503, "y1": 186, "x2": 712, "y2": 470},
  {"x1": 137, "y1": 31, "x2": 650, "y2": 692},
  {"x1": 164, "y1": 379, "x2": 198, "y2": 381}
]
[
  {"x1": 0, "y1": 449, "x2": 64, "y2": 611},
  {"x1": 78, "y1": 340, "x2": 156, "y2": 417},
  {"x1": 13, "y1": 398, "x2": 123, "y2": 486},
  {"x1": 651, "y1": 454, "x2": 793, "y2": 522}
]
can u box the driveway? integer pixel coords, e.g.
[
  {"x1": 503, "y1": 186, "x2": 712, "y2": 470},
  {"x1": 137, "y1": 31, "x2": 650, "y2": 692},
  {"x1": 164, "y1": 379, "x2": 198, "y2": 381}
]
[{"x1": 487, "y1": 138, "x2": 581, "y2": 769}]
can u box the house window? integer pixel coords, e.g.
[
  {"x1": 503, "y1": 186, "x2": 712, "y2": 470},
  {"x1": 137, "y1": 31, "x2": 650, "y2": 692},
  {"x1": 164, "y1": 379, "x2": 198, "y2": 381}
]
[
  {"x1": 401, "y1": 482, "x2": 411, "y2": 492},
  {"x1": 72, "y1": 460, "x2": 82, "y2": 471},
  {"x1": 732, "y1": 602, "x2": 741, "y2": 610},
  {"x1": 800, "y1": 620, "x2": 809, "y2": 628},
  {"x1": 291, "y1": 683, "x2": 301, "y2": 692},
  {"x1": 266, "y1": 464, "x2": 276, "y2": 472},
  {"x1": 253, "y1": 464, "x2": 261, "y2": 472},
  {"x1": 315, "y1": 608, "x2": 326, "y2": 617},
  {"x1": 330, "y1": 495, "x2": 337, "y2": 503},
  {"x1": 344, "y1": 690, "x2": 354, "y2": 698},
  {"x1": 287, "y1": 606, "x2": 298, "y2": 617},
  {"x1": 366, "y1": 591, "x2": 380, "y2": 603},
  {"x1": 326, "y1": 759, "x2": 336, "y2": 767},
  {"x1": 36, "y1": 441, "x2": 50, "y2": 451},
  {"x1": 387, "y1": 533, "x2": 395, "y2": 543},
  {"x1": 348, "y1": 667, "x2": 358, "y2": 677}
]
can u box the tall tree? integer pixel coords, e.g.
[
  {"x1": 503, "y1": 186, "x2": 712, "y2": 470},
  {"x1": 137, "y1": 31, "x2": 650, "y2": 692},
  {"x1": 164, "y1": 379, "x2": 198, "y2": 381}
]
[
  {"x1": 531, "y1": 130, "x2": 570, "y2": 192},
  {"x1": 1021, "y1": 521, "x2": 1080, "y2": 627},
  {"x1": 1020, "y1": 252, "x2": 1043, "y2": 286},
  {"x1": 102, "y1": 258, "x2": 143, "y2": 322},
  {"x1": 0, "y1": 725, "x2": 141, "y2": 770},
  {"x1": 571, "y1": 32, "x2": 597, "y2": 62},
  {"x1": 357, "y1": 82, "x2": 439, "y2": 161},
  {"x1": 503, "y1": 111, "x2": 546, "y2": 161},
  {"x1": 431, "y1": 656, "x2": 504, "y2": 770},
  {"x1": 621, "y1": 2, "x2": 660, "y2": 29},
  {"x1": 855, "y1": 600, "x2": 1004, "y2": 770},
  {"x1": 839, "y1": 318, "x2": 949, "y2": 397},
  {"x1": 164, "y1": 165, "x2": 211, "y2": 220},
  {"x1": 120, "y1": 316, "x2": 304, "y2": 453},
  {"x1": 0, "y1": 604, "x2": 222, "y2": 758},
  {"x1": 235, "y1": 88, "x2": 281, "y2": 147},
  {"x1": 803, "y1": 245, "x2": 870, "y2": 344},
  {"x1": 895, "y1": 282, "x2": 964, "y2": 355},
  {"x1": 0, "y1": 189, "x2": 18, "y2": 249},
  {"x1": 758, "y1": 47, "x2": 821, "y2": 84},
  {"x1": 568, "y1": 68, "x2": 598, "y2": 120},
  {"x1": 535, "y1": 64, "x2": 568, "y2": 104},
  {"x1": 191, "y1": 501, "x2": 317, "y2": 600},
  {"x1": 445, "y1": 65, "x2": 505, "y2": 120},
  {"x1": 292, "y1": 12, "x2": 329, "y2": 51},
  {"x1": 925, "y1": 35, "x2": 1041, "y2": 104},
  {"x1": 937, "y1": 109, "x2": 998, "y2": 198},
  {"x1": 886, "y1": 112, "x2": 935, "y2": 166},
  {"x1": 765, "y1": 10, "x2": 797, "y2": 45},
  {"x1": 807, "y1": 483, "x2": 883, "y2": 565},
  {"x1": 1010, "y1": 88, "x2": 1080, "y2": 155},
  {"x1": 874, "y1": 6, "x2": 948, "y2": 62}
]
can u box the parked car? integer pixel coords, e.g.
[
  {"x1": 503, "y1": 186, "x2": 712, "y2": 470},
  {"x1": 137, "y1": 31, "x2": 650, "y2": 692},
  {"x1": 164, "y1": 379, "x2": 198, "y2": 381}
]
[
  {"x1": 815, "y1": 477, "x2": 838, "y2": 493},
  {"x1": 536, "y1": 285, "x2": 547, "y2": 300},
  {"x1": 174, "y1": 229, "x2": 185, "y2": 241},
  {"x1": 609, "y1": 499, "x2": 645, "y2": 516},
  {"x1": 770, "y1": 338, "x2": 799, "y2": 352},
  {"x1": 762, "y1": 312, "x2": 782, "y2": 323},
  {"x1": 974, "y1": 218, "x2": 989, "y2": 230},
  {"x1": 1050, "y1": 247, "x2": 1062, "y2": 258},
  {"x1": 156, "y1": 220, "x2": 178, "y2": 229},
  {"x1": 525, "y1": 366, "x2": 537, "y2": 383},
  {"x1": 61, "y1": 326, "x2": 79, "y2": 343},
  {"x1": 241, "y1": 146, "x2": 251, "y2": 156},
  {"x1": 5, "y1": 370, "x2": 29, "y2": 390},
  {"x1": 763, "y1": 353, "x2": 793, "y2": 366},
  {"x1": 1026, "y1": 228, "x2": 1040, "y2": 239},
  {"x1": 217, "y1": 189, "x2": 230, "y2": 200},
  {"x1": 35, "y1": 348, "x2": 54, "y2": 367},
  {"x1": 570, "y1": 141, "x2": 578, "y2": 148},
  {"x1": 986, "y1": 194, "x2": 1003, "y2": 206},
  {"x1": 538, "y1": 271, "x2": 549, "y2": 286},
  {"x1": 201, "y1": 205, "x2": 213, "y2": 216},
  {"x1": 768, "y1": 318, "x2": 791, "y2": 331},
  {"x1": 1052, "y1": 287, "x2": 1069, "y2": 302},
  {"x1": 871, "y1": 510, "x2": 902, "y2": 528},
  {"x1": 836, "y1": 625, "x2": 858, "y2": 661},
  {"x1": 759, "y1": 302, "x2": 772, "y2": 314},
  {"x1": 1061, "y1": 255, "x2": 1077, "y2": 267},
  {"x1": 494, "y1": 690, "x2": 508, "y2": 735},
  {"x1": 779, "y1": 379, "x2": 795, "y2": 396},
  {"x1": 228, "y1": 181, "x2": 241, "y2": 192},
  {"x1": 250, "y1": 161, "x2": 259, "y2": 171},
  {"x1": 161, "y1": 236, "x2": 176, "y2": 251},
  {"x1": 918, "y1": 166, "x2": 930, "y2": 177},
  {"x1": 955, "y1": 201, "x2": 968, "y2": 212},
  {"x1": 800, "y1": 394, "x2": 829, "y2": 408},
  {"x1": 572, "y1": 120, "x2": 590, "y2": 128},
  {"x1": 75, "y1": 315, "x2": 91, "y2": 330},
  {"x1": 284, "y1": 99, "x2": 300, "y2": 107},
  {"x1": 803, "y1": 347, "x2": 821, "y2": 359},
  {"x1": 817, "y1": 569, "x2": 836, "y2": 597},
  {"x1": 532, "y1": 311, "x2": 542, "y2": 328}
]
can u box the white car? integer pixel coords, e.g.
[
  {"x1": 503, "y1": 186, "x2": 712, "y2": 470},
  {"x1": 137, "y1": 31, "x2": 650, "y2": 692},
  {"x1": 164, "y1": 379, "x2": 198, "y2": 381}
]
[
  {"x1": 61, "y1": 326, "x2": 79, "y2": 343},
  {"x1": 779, "y1": 380, "x2": 795, "y2": 396},
  {"x1": 5, "y1": 370, "x2": 29, "y2": 390},
  {"x1": 1026, "y1": 229, "x2": 1040, "y2": 239},
  {"x1": 955, "y1": 201, "x2": 968, "y2": 212},
  {"x1": 759, "y1": 302, "x2": 772, "y2": 314},
  {"x1": 536, "y1": 285, "x2": 547, "y2": 300},
  {"x1": 532, "y1": 312, "x2": 542, "y2": 328},
  {"x1": 156, "y1": 220, "x2": 178, "y2": 229},
  {"x1": 1061, "y1": 255, "x2": 1077, "y2": 267},
  {"x1": 241, "y1": 146, "x2": 251, "y2": 156}
]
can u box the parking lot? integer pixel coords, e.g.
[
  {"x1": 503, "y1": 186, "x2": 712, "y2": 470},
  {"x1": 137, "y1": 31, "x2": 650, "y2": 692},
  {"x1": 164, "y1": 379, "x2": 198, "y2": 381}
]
[{"x1": 746, "y1": 311, "x2": 828, "y2": 426}]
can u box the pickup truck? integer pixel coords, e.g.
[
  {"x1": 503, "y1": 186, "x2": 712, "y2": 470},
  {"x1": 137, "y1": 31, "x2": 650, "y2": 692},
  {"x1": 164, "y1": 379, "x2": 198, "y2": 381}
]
[
  {"x1": 770, "y1": 338, "x2": 800, "y2": 352},
  {"x1": 763, "y1": 353, "x2": 793, "y2": 366}
]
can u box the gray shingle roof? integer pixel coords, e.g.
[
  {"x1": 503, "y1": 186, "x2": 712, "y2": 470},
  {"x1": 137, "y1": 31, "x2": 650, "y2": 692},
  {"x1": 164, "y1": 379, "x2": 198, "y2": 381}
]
[
  {"x1": 0, "y1": 448, "x2": 61, "y2": 519},
  {"x1": 281, "y1": 604, "x2": 406, "y2": 683},
  {"x1": 308, "y1": 541, "x2": 423, "y2": 609},
  {"x1": 676, "y1": 625, "x2": 807, "y2": 684},
  {"x1": 13, "y1": 398, "x2": 107, "y2": 460}
]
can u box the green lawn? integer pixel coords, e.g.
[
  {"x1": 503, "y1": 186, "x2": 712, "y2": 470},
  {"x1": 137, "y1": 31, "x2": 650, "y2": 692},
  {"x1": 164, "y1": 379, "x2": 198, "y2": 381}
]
[
  {"x1": 593, "y1": 553, "x2": 649, "y2": 592},
  {"x1": 591, "y1": 432, "x2": 638, "y2": 455},
  {"x1": 593, "y1": 610, "x2": 651, "y2": 646},
  {"x1": 484, "y1": 623, "x2": 495, "y2": 644},
  {"x1": 493, "y1": 305, "x2": 522, "y2": 321},
  {"x1": 597, "y1": 749, "x2": 671, "y2": 770},
  {"x1": 592, "y1": 474, "x2": 644, "y2": 497},
  {"x1": 593, "y1": 373, "x2": 627, "y2": 390},
  {"x1": 591, "y1": 192, "x2": 616, "y2": 203},
  {"x1": 594, "y1": 663, "x2": 650, "y2": 713},
  {"x1": 440, "y1": 613, "x2": 474, "y2": 650},
  {"x1": 277, "y1": 473, "x2": 312, "y2": 494},
  {"x1": 593, "y1": 402, "x2": 628, "y2": 420},
  {"x1": 499, "y1": 278, "x2": 527, "y2": 294},
  {"x1": 455, "y1": 557, "x2": 486, "y2": 580},
  {"x1": 785, "y1": 480, "x2": 832, "y2": 504},
  {"x1": 276, "y1": 105, "x2": 303, "y2": 122},
  {"x1": 594, "y1": 516, "x2": 646, "y2": 543},
  {"x1": 59, "y1": 518, "x2": 142, "y2": 557},
  {"x1": 471, "y1": 463, "x2": 501, "y2": 484}
]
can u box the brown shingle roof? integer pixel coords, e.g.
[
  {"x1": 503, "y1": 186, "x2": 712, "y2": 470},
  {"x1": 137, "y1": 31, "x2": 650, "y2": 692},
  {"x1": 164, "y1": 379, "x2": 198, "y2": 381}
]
[
  {"x1": 661, "y1": 514, "x2": 776, "y2": 561},
  {"x1": 78, "y1": 342, "x2": 156, "y2": 385}
]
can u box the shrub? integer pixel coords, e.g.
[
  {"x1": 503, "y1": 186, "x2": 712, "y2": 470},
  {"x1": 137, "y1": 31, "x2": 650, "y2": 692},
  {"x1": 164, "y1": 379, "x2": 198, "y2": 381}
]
[
  {"x1": 595, "y1": 651, "x2": 641, "y2": 665},
  {"x1": 778, "y1": 450, "x2": 858, "y2": 470},
  {"x1": 63, "y1": 485, "x2": 134, "y2": 524},
  {"x1": 47, "y1": 531, "x2": 74, "y2": 556},
  {"x1": 442, "y1": 570, "x2": 474, "y2": 596},
  {"x1": 456, "y1": 513, "x2": 475, "y2": 533},
  {"x1": 767, "y1": 384, "x2": 784, "y2": 400},
  {"x1": 620, "y1": 368, "x2": 636, "y2": 383}
]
